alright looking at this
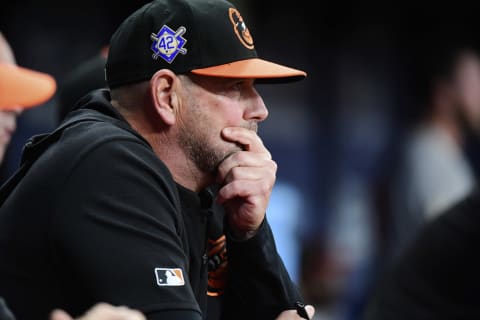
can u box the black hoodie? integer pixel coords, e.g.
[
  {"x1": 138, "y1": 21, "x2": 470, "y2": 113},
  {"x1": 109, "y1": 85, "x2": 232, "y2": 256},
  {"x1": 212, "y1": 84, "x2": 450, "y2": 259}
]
[{"x1": 0, "y1": 89, "x2": 303, "y2": 320}]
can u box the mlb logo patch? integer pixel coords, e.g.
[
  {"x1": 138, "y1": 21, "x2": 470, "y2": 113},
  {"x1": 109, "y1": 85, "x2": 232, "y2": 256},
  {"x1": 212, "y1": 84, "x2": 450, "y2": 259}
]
[{"x1": 155, "y1": 268, "x2": 185, "y2": 286}]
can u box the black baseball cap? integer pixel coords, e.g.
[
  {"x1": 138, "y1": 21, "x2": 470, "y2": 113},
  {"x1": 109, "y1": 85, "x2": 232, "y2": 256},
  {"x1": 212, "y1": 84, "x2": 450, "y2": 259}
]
[{"x1": 106, "y1": 0, "x2": 307, "y2": 89}]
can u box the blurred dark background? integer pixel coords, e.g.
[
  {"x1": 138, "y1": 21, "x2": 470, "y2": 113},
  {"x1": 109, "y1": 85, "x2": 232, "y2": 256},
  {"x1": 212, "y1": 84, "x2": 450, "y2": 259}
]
[{"x1": 2, "y1": 1, "x2": 480, "y2": 319}]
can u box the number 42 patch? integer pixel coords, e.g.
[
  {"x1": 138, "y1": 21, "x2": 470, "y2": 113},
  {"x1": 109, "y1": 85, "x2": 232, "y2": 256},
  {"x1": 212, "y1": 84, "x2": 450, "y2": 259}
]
[{"x1": 150, "y1": 25, "x2": 187, "y2": 63}]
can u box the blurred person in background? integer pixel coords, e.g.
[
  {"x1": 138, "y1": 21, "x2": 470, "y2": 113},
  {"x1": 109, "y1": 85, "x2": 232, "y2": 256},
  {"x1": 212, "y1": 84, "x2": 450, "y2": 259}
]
[
  {"x1": 57, "y1": 46, "x2": 108, "y2": 123},
  {"x1": 363, "y1": 185, "x2": 480, "y2": 320},
  {"x1": 363, "y1": 29, "x2": 480, "y2": 320},
  {"x1": 386, "y1": 30, "x2": 480, "y2": 261},
  {"x1": 0, "y1": 31, "x2": 146, "y2": 320},
  {"x1": 0, "y1": 32, "x2": 56, "y2": 170}
]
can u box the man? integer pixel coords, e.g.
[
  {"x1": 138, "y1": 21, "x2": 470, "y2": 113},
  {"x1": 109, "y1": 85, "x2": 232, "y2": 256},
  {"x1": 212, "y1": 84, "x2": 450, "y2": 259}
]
[
  {"x1": 0, "y1": 32, "x2": 56, "y2": 165},
  {"x1": 0, "y1": 1, "x2": 313, "y2": 319},
  {"x1": 0, "y1": 31, "x2": 55, "y2": 320},
  {"x1": 0, "y1": 32, "x2": 145, "y2": 320},
  {"x1": 387, "y1": 32, "x2": 480, "y2": 261}
]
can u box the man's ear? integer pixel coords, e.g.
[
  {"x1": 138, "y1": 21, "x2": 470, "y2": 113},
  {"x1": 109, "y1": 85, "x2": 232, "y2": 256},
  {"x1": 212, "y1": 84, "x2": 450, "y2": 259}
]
[{"x1": 150, "y1": 69, "x2": 178, "y2": 126}]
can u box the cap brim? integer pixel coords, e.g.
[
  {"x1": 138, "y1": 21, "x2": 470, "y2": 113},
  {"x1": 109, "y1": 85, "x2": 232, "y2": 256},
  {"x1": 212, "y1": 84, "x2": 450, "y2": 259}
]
[
  {"x1": 190, "y1": 58, "x2": 307, "y2": 83},
  {"x1": 0, "y1": 63, "x2": 56, "y2": 110}
]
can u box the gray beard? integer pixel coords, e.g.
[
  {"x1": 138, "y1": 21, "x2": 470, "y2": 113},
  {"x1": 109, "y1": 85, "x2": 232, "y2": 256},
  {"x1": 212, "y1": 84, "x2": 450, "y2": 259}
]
[
  {"x1": 177, "y1": 105, "x2": 257, "y2": 176},
  {"x1": 178, "y1": 126, "x2": 227, "y2": 175}
]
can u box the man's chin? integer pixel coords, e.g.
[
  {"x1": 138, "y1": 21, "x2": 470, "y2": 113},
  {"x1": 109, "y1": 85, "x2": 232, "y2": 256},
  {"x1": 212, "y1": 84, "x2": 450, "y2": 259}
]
[
  {"x1": 215, "y1": 144, "x2": 241, "y2": 166},
  {"x1": 227, "y1": 143, "x2": 244, "y2": 155}
]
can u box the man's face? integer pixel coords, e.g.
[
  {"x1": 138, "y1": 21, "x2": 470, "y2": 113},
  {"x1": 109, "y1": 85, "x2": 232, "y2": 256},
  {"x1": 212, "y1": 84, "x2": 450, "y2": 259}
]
[
  {"x1": 176, "y1": 74, "x2": 268, "y2": 175},
  {"x1": 0, "y1": 110, "x2": 17, "y2": 162},
  {"x1": 452, "y1": 51, "x2": 480, "y2": 133}
]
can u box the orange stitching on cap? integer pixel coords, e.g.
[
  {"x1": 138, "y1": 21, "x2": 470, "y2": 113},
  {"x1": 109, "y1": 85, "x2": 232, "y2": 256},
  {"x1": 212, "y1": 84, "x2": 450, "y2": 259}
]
[{"x1": 228, "y1": 8, "x2": 254, "y2": 50}]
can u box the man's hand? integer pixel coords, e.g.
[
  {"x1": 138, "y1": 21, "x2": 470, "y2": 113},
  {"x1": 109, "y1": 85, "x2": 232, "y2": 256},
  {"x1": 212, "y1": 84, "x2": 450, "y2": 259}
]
[
  {"x1": 50, "y1": 303, "x2": 145, "y2": 320},
  {"x1": 275, "y1": 305, "x2": 315, "y2": 319},
  {"x1": 216, "y1": 127, "x2": 277, "y2": 239}
]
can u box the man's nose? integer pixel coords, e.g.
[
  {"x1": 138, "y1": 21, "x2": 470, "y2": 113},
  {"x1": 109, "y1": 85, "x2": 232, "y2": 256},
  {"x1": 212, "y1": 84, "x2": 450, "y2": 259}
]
[{"x1": 245, "y1": 89, "x2": 268, "y2": 121}]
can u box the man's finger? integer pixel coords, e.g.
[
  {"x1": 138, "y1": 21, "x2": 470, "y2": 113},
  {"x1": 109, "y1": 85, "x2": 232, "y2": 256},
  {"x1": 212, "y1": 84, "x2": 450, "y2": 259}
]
[
  {"x1": 217, "y1": 154, "x2": 274, "y2": 184},
  {"x1": 216, "y1": 179, "x2": 264, "y2": 204},
  {"x1": 221, "y1": 127, "x2": 267, "y2": 153}
]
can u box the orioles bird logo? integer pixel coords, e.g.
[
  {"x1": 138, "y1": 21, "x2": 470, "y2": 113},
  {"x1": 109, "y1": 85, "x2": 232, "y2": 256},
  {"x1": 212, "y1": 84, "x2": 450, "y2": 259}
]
[
  {"x1": 228, "y1": 8, "x2": 254, "y2": 49},
  {"x1": 207, "y1": 235, "x2": 228, "y2": 296}
]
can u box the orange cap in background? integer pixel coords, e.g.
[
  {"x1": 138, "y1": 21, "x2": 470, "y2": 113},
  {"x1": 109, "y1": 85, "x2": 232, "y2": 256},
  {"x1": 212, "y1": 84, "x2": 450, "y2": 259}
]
[{"x1": 0, "y1": 62, "x2": 57, "y2": 110}]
